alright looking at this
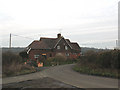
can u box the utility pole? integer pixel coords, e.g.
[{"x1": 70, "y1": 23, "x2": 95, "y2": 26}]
[
  {"x1": 9, "y1": 33, "x2": 11, "y2": 48},
  {"x1": 116, "y1": 40, "x2": 118, "y2": 47},
  {"x1": 118, "y1": 2, "x2": 120, "y2": 49}
]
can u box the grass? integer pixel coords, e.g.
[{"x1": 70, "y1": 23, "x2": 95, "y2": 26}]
[
  {"x1": 3, "y1": 69, "x2": 36, "y2": 78},
  {"x1": 3, "y1": 63, "x2": 36, "y2": 78},
  {"x1": 73, "y1": 65, "x2": 119, "y2": 79},
  {"x1": 15, "y1": 69, "x2": 36, "y2": 76}
]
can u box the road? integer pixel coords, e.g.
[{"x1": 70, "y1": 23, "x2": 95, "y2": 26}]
[{"x1": 3, "y1": 64, "x2": 118, "y2": 88}]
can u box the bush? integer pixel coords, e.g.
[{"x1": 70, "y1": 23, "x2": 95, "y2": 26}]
[
  {"x1": 54, "y1": 54, "x2": 67, "y2": 62},
  {"x1": 19, "y1": 51, "x2": 28, "y2": 59},
  {"x1": 73, "y1": 50, "x2": 120, "y2": 78},
  {"x1": 43, "y1": 55, "x2": 77, "y2": 66},
  {"x1": 2, "y1": 51, "x2": 36, "y2": 77},
  {"x1": 78, "y1": 50, "x2": 119, "y2": 69},
  {"x1": 2, "y1": 51, "x2": 24, "y2": 65},
  {"x1": 27, "y1": 60, "x2": 38, "y2": 67},
  {"x1": 3, "y1": 62, "x2": 35, "y2": 77}
]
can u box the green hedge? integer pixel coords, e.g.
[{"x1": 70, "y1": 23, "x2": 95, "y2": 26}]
[
  {"x1": 73, "y1": 65, "x2": 119, "y2": 78},
  {"x1": 73, "y1": 50, "x2": 120, "y2": 78},
  {"x1": 78, "y1": 50, "x2": 119, "y2": 69}
]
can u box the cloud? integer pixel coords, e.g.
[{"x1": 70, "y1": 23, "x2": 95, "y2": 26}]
[
  {"x1": 0, "y1": 13, "x2": 14, "y2": 24},
  {"x1": 0, "y1": 0, "x2": 119, "y2": 48}
]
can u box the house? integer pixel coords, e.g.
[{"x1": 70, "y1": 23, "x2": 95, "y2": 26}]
[{"x1": 26, "y1": 33, "x2": 81, "y2": 61}]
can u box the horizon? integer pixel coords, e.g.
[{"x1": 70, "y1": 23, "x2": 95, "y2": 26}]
[{"x1": 1, "y1": 46, "x2": 113, "y2": 50}]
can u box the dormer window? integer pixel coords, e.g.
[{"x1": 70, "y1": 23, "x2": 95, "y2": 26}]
[
  {"x1": 57, "y1": 45, "x2": 60, "y2": 49},
  {"x1": 65, "y1": 46, "x2": 68, "y2": 50}
]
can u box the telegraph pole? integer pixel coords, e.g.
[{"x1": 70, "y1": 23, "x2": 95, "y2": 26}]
[
  {"x1": 118, "y1": 2, "x2": 120, "y2": 49},
  {"x1": 9, "y1": 33, "x2": 11, "y2": 48}
]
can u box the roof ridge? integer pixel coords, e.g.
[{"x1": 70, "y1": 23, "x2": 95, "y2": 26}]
[
  {"x1": 71, "y1": 42, "x2": 77, "y2": 44},
  {"x1": 28, "y1": 36, "x2": 80, "y2": 50},
  {"x1": 34, "y1": 40, "x2": 39, "y2": 42}
]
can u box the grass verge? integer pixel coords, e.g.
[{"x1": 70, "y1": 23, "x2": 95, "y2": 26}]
[
  {"x1": 73, "y1": 65, "x2": 119, "y2": 79},
  {"x1": 3, "y1": 63, "x2": 36, "y2": 78}
]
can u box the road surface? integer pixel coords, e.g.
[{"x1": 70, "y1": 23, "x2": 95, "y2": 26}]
[{"x1": 3, "y1": 64, "x2": 118, "y2": 88}]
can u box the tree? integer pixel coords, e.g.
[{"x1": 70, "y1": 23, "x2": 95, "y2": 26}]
[{"x1": 19, "y1": 51, "x2": 28, "y2": 59}]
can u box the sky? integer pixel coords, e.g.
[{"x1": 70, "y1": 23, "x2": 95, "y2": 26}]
[{"x1": 0, "y1": 0, "x2": 119, "y2": 49}]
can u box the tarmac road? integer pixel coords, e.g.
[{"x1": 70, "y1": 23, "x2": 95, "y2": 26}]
[
  {"x1": 42, "y1": 64, "x2": 118, "y2": 88},
  {"x1": 3, "y1": 64, "x2": 119, "y2": 88}
]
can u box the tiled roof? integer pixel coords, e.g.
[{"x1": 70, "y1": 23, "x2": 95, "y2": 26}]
[
  {"x1": 70, "y1": 43, "x2": 81, "y2": 50},
  {"x1": 29, "y1": 40, "x2": 49, "y2": 49},
  {"x1": 28, "y1": 37, "x2": 80, "y2": 50},
  {"x1": 40, "y1": 38, "x2": 58, "y2": 48}
]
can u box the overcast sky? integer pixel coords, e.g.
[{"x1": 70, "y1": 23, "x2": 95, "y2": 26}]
[{"x1": 0, "y1": 0, "x2": 119, "y2": 49}]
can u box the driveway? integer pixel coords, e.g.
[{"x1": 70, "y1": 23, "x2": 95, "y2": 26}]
[{"x1": 2, "y1": 64, "x2": 119, "y2": 88}]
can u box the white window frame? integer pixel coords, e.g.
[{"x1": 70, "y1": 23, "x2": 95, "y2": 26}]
[
  {"x1": 65, "y1": 46, "x2": 68, "y2": 50},
  {"x1": 57, "y1": 45, "x2": 60, "y2": 49},
  {"x1": 27, "y1": 48, "x2": 31, "y2": 54},
  {"x1": 34, "y1": 55, "x2": 39, "y2": 58}
]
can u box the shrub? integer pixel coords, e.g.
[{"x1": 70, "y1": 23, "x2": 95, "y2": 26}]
[
  {"x1": 27, "y1": 60, "x2": 38, "y2": 67},
  {"x1": 45, "y1": 57, "x2": 55, "y2": 66},
  {"x1": 2, "y1": 51, "x2": 23, "y2": 65},
  {"x1": 3, "y1": 62, "x2": 35, "y2": 77},
  {"x1": 54, "y1": 54, "x2": 67, "y2": 62},
  {"x1": 44, "y1": 54, "x2": 76, "y2": 66},
  {"x1": 2, "y1": 51, "x2": 36, "y2": 77},
  {"x1": 19, "y1": 51, "x2": 28, "y2": 59},
  {"x1": 77, "y1": 50, "x2": 120, "y2": 69}
]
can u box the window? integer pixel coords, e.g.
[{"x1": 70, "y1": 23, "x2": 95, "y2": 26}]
[
  {"x1": 42, "y1": 55, "x2": 47, "y2": 59},
  {"x1": 34, "y1": 55, "x2": 39, "y2": 58},
  {"x1": 65, "y1": 46, "x2": 68, "y2": 50},
  {"x1": 57, "y1": 45, "x2": 60, "y2": 49},
  {"x1": 65, "y1": 53, "x2": 69, "y2": 56}
]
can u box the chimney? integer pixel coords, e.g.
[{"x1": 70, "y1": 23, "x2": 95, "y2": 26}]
[{"x1": 57, "y1": 33, "x2": 61, "y2": 38}]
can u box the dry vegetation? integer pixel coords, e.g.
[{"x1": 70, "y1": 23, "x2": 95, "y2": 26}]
[{"x1": 2, "y1": 51, "x2": 36, "y2": 77}]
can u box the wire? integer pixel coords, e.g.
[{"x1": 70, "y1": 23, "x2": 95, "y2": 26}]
[{"x1": 11, "y1": 34, "x2": 34, "y2": 40}]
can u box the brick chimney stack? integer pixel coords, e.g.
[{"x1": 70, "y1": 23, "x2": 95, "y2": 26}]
[{"x1": 57, "y1": 33, "x2": 61, "y2": 38}]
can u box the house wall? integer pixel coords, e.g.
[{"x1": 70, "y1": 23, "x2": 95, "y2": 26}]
[
  {"x1": 29, "y1": 49, "x2": 80, "y2": 61},
  {"x1": 53, "y1": 38, "x2": 81, "y2": 58},
  {"x1": 28, "y1": 49, "x2": 54, "y2": 60},
  {"x1": 54, "y1": 38, "x2": 71, "y2": 51}
]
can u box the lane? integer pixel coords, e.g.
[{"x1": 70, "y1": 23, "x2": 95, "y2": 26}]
[
  {"x1": 3, "y1": 64, "x2": 119, "y2": 88},
  {"x1": 42, "y1": 64, "x2": 118, "y2": 88}
]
